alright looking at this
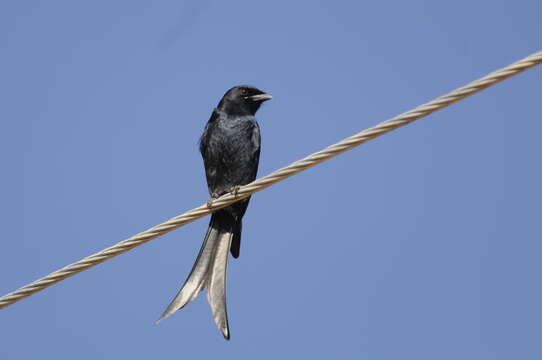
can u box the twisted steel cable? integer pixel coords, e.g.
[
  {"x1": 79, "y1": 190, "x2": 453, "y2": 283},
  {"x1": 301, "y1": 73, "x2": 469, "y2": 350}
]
[{"x1": 1, "y1": 50, "x2": 541, "y2": 310}]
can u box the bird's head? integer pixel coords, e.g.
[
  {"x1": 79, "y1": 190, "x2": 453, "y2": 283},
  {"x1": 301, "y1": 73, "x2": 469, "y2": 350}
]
[{"x1": 217, "y1": 85, "x2": 272, "y2": 116}]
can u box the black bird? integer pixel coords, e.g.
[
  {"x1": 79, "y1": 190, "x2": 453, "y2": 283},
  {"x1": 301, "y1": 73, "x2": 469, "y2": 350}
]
[{"x1": 158, "y1": 85, "x2": 272, "y2": 339}]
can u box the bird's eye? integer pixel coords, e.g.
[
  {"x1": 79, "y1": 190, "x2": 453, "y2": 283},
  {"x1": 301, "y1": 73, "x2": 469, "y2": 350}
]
[{"x1": 240, "y1": 89, "x2": 248, "y2": 96}]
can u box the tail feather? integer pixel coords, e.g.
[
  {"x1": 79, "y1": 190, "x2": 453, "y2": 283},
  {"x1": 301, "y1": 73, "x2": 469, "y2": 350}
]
[
  {"x1": 157, "y1": 221, "x2": 219, "y2": 322},
  {"x1": 230, "y1": 220, "x2": 242, "y2": 258},
  {"x1": 207, "y1": 231, "x2": 233, "y2": 339},
  {"x1": 158, "y1": 213, "x2": 235, "y2": 340}
]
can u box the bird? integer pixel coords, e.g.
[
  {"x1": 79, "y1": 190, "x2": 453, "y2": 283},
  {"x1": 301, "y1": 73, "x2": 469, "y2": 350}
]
[{"x1": 157, "y1": 85, "x2": 272, "y2": 340}]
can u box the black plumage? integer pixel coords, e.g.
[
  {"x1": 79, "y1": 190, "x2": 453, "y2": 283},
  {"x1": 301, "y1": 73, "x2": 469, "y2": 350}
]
[{"x1": 158, "y1": 85, "x2": 272, "y2": 340}]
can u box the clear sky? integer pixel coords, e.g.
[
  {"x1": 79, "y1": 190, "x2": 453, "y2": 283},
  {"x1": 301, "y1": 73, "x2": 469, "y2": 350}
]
[{"x1": 1, "y1": 1, "x2": 541, "y2": 359}]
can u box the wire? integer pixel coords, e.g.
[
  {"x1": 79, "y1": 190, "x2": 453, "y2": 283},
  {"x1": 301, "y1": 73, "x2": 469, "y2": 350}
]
[{"x1": 1, "y1": 50, "x2": 541, "y2": 310}]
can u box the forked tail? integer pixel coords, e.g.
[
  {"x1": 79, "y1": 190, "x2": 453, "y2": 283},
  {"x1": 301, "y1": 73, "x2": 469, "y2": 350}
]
[{"x1": 157, "y1": 213, "x2": 234, "y2": 340}]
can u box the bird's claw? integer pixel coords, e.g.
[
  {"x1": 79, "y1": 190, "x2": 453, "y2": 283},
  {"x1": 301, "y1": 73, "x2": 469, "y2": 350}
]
[
  {"x1": 207, "y1": 192, "x2": 221, "y2": 209},
  {"x1": 229, "y1": 186, "x2": 241, "y2": 197}
]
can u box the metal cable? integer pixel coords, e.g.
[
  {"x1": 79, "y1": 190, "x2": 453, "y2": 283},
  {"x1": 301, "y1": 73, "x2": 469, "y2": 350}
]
[{"x1": 1, "y1": 51, "x2": 541, "y2": 310}]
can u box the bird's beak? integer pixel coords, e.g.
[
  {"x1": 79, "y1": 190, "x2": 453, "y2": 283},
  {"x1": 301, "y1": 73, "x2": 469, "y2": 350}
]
[{"x1": 249, "y1": 93, "x2": 272, "y2": 102}]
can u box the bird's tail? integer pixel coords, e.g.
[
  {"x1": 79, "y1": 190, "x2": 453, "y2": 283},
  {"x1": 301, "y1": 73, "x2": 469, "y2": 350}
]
[{"x1": 157, "y1": 212, "x2": 234, "y2": 340}]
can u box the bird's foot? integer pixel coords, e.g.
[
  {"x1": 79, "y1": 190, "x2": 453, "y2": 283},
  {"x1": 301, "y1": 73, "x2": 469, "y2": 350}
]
[
  {"x1": 206, "y1": 192, "x2": 221, "y2": 209},
  {"x1": 228, "y1": 186, "x2": 241, "y2": 197}
]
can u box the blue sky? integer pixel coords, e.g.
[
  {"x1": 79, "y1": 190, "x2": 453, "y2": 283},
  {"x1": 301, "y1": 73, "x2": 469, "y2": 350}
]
[{"x1": 1, "y1": 1, "x2": 541, "y2": 359}]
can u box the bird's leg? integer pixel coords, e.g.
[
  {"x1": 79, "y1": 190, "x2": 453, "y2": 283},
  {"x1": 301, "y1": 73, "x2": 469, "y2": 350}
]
[{"x1": 206, "y1": 192, "x2": 221, "y2": 209}]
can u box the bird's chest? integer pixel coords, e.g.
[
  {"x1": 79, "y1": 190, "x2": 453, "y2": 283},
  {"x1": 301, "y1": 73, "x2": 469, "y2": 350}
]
[{"x1": 207, "y1": 121, "x2": 258, "y2": 162}]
